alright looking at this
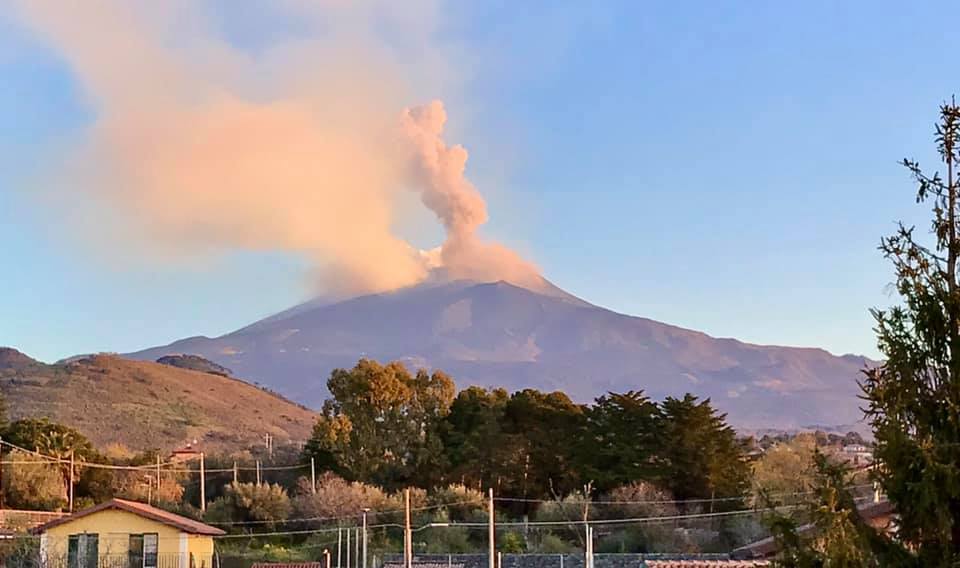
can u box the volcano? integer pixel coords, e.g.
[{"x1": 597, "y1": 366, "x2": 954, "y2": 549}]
[{"x1": 128, "y1": 277, "x2": 872, "y2": 431}]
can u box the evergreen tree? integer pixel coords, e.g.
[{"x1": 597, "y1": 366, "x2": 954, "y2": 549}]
[
  {"x1": 499, "y1": 389, "x2": 586, "y2": 498},
  {"x1": 441, "y1": 386, "x2": 510, "y2": 490},
  {"x1": 581, "y1": 390, "x2": 661, "y2": 491},
  {"x1": 861, "y1": 99, "x2": 960, "y2": 564},
  {"x1": 657, "y1": 394, "x2": 749, "y2": 505}
]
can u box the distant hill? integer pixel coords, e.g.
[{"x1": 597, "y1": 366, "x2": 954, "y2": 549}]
[
  {"x1": 156, "y1": 354, "x2": 233, "y2": 377},
  {"x1": 0, "y1": 347, "x2": 42, "y2": 372},
  {"x1": 0, "y1": 352, "x2": 317, "y2": 453},
  {"x1": 129, "y1": 278, "x2": 874, "y2": 431}
]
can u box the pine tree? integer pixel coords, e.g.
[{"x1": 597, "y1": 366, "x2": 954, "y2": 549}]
[{"x1": 861, "y1": 99, "x2": 960, "y2": 564}]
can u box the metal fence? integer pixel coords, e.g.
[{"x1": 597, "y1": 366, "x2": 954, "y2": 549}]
[
  {"x1": 377, "y1": 553, "x2": 759, "y2": 568},
  {"x1": 1, "y1": 554, "x2": 211, "y2": 568}
]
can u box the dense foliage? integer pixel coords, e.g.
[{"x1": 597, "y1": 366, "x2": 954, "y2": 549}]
[{"x1": 303, "y1": 359, "x2": 752, "y2": 506}]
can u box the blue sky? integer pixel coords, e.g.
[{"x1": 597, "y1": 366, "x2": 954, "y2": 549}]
[{"x1": 0, "y1": 1, "x2": 954, "y2": 362}]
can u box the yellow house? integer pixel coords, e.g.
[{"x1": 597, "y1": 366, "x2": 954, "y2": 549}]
[{"x1": 32, "y1": 499, "x2": 225, "y2": 568}]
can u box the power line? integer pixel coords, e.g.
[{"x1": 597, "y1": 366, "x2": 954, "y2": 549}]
[
  {"x1": 0, "y1": 439, "x2": 310, "y2": 473},
  {"x1": 209, "y1": 500, "x2": 479, "y2": 526},
  {"x1": 493, "y1": 484, "x2": 875, "y2": 506}
]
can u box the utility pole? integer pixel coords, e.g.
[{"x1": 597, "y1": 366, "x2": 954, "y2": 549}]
[
  {"x1": 362, "y1": 509, "x2": 369, "y2": 568},
  {"x1": 337, "y1": 527, "x2": 343, "y2": 568},
  {"x1": 404, "y1": 489, "x2": 413, "y2": 568},
  {"x1": 200, "y1": 452, "x2": 206, "y2": 513},
  {"x1": 311, "y1": 457, "x2": 317, "y2": 494},
  {"x1": 233, "y1": 461, "x2": 238, "y2": 484},
  {"x1": 68, "y1": 450, "x2": 75, "y2": 512},
  {"x1": 0, "y1": 436, "x2": 5, "y2": 510},
  {"x1": 256, "y1": 460, "x2": 261, "y2": 485},
  {"x1": 355, "y1": 527, "x2": 360, "y2": 568},
  {"x1": 346, "y1": 525, "x2": 351, "y2": 568},
  {"x1": 584, "y1": 525, "x2": 593, "y2": 568},
  {"x1": 156, "y1": 454, "x2": 161, "y2": 498},
  {"x1": 488, "y1": 488, "x2": 495, "y2": 568}
]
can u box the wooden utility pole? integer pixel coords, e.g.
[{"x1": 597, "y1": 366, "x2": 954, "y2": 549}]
[
  {"x1": 404, "y1": 489, "x2": 413, "y2": 568},
  {"x1": 488, "y1": 488, "x2": 495, "y2": 568},
  {"x1": 311, "y1": 457, "x2": 317, "y2": 494},
  {"x1": 68, "y1": 450, "x2": 75, "y2": 512},
  {"x1": 199, "y1": 452, "x2": 206, "y2": 512}
]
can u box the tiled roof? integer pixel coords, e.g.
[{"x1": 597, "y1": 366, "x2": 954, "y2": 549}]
[{"x1": 31, "y1": 499, "x2": 225, "y2": 536}]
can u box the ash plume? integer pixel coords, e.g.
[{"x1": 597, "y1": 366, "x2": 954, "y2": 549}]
[{"x1": 11, "y1": 0, "x2": 540, "y2": 295}]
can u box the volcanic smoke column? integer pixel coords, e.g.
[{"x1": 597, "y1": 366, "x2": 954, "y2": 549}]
[{"x1": 403, "y1": 101, "x2": 541, "y2": 287}]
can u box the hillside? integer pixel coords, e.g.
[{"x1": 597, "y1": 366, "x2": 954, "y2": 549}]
[
  {"x1": 0, "y1": 350, "x2": 317, "y2": 452},
  {"x1": 129, "y1": 279, "x2": 873, "y2": 431}
]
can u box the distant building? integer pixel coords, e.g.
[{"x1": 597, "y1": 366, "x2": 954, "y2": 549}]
[
  {"x1": 32, "y1": 499, "x2": 224, "y2": 568},
  {"x1": 839, "y1": 444, "x2": 874, "y2": 466},
  {"x1": 169, "y1": 442, "x2": 201, "y2": 463}
]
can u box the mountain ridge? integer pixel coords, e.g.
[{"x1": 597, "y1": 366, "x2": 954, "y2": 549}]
[{"x1": 127, "y1": 277, "x2": 873, "y2": 431}]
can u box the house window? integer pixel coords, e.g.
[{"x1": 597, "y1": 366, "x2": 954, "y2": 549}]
[
  {"x1": 128, "y1": 534, "x2": 158, "y2": 568},
  {"x1": 67, "y1": 534, "x2": 99, "y2": 568}
]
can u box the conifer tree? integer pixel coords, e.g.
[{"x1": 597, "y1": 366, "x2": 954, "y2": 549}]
[{"x1": 861, "y1": 100, "x2": 960, "y2": 564}]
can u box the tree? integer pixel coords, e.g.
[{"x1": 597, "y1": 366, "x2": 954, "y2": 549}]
[
  {"x1": 499, "y1": 389, "x2": 586, "y2": 499},
  {"x1": 752, "y1": 434, "x2": 817, "y2": 505},
  {"x1": 581, "y1": 391, "x2": 661, "y2": 491},
  {"x1": 302, "y1": 360, "x2": 456, "y2": 489},
  {"x1": 767, "y1": 454, "x2": 910, "y2": 567},
  {"x1": 441, "y1": 386, "x2": 509, "y2": 490},
  {"x1": 2, "y1": 449, "x2": 66, "y2": 510},
  {"x1": 860, "y1": 100, "x2": 960, "y2": 565},
  {"x1": 205, "y1": 482, "x2": 291, "y2": 528},
  {"x1": 4, "y1": 418, "x2": 97, "y2": 499},
  {"x1": 657, "y1": 394, "x2": 749, "y2": 505}
]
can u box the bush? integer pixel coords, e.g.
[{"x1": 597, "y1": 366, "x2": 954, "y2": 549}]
[
  {"x1": 429, "y1": 484, "x2": 485, "y2": 521},
  {"x1": 499, "y1": 532, "x2": 525, "y2": 553},
  {"x1": 533, "y1": 533, "x2": 575, "y2": 553},
  {"x1": 603, "y1": 482, "x2": 678, "y2": 519},
  {"x1": 292, "y1": 473, "x2": 390, "y2": 526},
  {"x1": 205, "y1": 482, "x2": 291, "y2": 528}
]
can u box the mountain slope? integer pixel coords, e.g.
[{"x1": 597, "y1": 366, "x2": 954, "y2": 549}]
[
  {"x1": 129, "y1": 280, "x2": 873, "y2": 430},
  {"x1": 0, "y1": 352, "x2": 317, "y2": 452}
]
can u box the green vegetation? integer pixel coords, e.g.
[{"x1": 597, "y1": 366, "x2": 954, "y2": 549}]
[{"x1": 303, "y1": 359, "x2": 752, "y2": 507}]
